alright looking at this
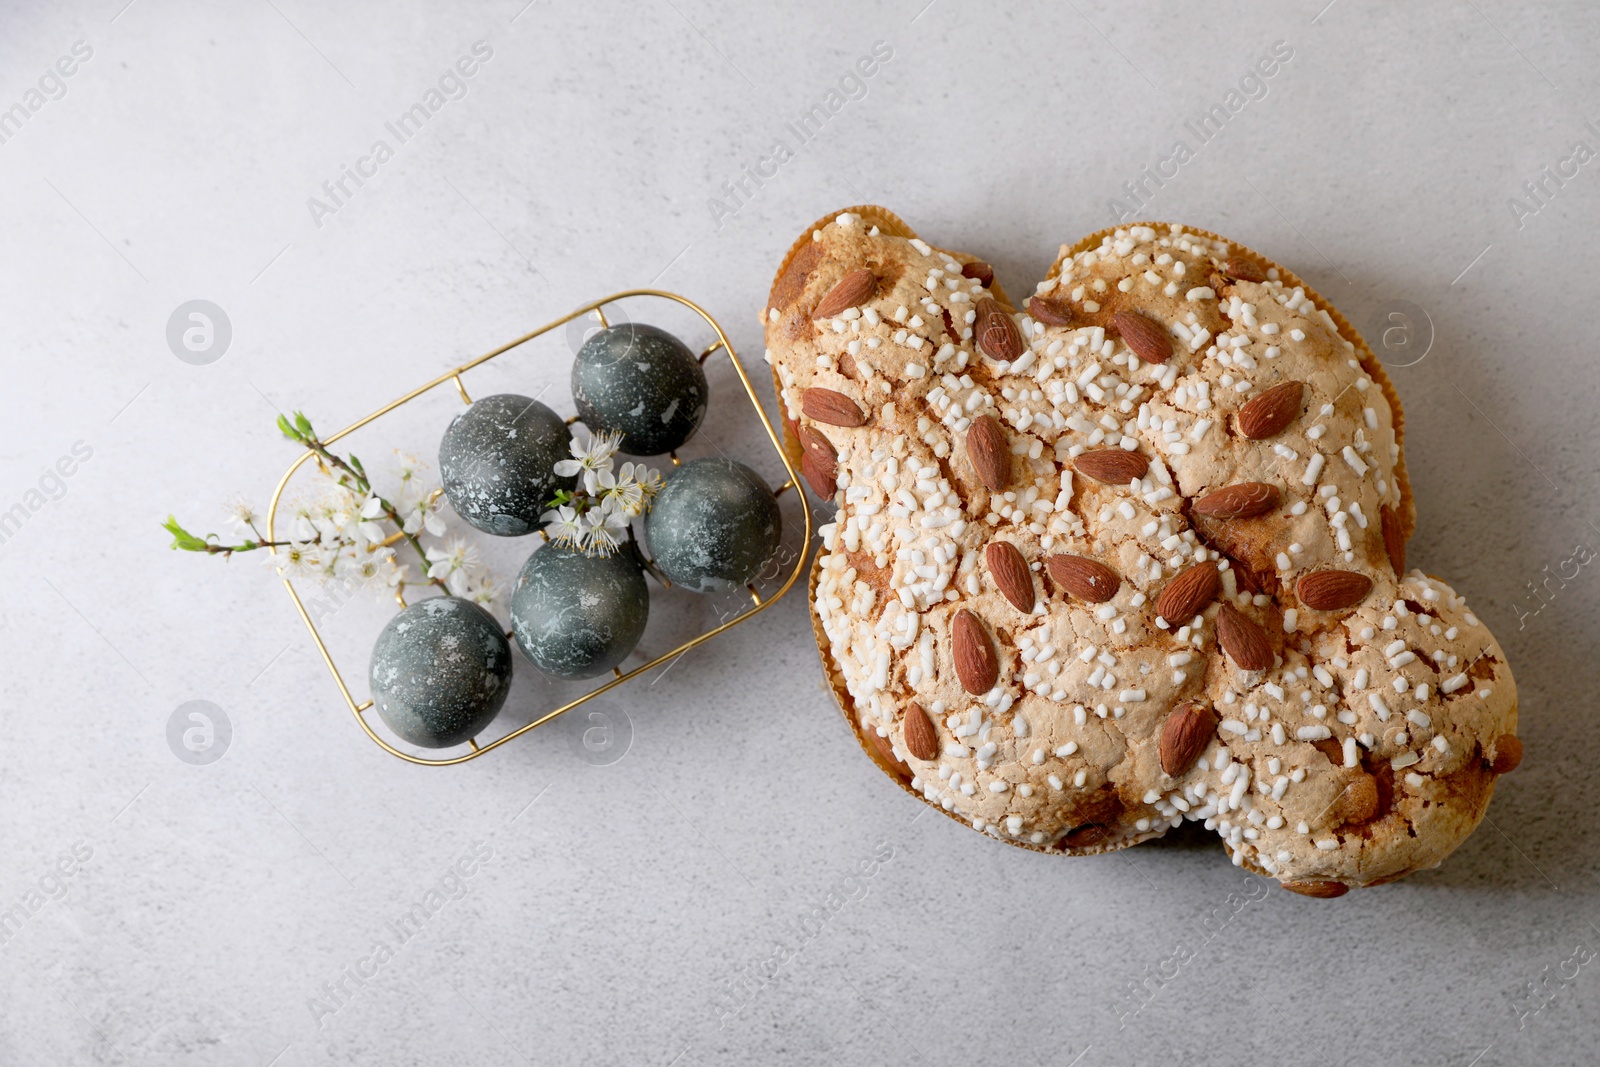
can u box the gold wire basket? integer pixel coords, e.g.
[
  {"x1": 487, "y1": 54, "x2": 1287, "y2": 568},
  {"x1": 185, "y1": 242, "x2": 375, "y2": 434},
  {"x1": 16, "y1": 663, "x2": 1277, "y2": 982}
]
[{"x1": 264, "y1": 289, "x2": 811, "y2": 765}]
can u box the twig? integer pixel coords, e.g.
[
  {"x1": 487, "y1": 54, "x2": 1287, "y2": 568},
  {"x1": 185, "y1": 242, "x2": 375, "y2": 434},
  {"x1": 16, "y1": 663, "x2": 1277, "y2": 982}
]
[{"x1": 300, "y1": 435, "x2": 447, "y2": 591}]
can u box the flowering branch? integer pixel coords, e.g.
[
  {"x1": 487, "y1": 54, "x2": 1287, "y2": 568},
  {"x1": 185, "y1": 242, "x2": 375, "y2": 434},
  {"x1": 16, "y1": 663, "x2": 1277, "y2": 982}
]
[
  {"x1": 160, "y1": 515, "x2": 295, "y2": 557},
  {"x1": 163, "y1": 411, "x2": 500, "y2": 609},
  {"x1": 275, "y1": 413, "x2": 446, "y2": 591},
  {"x1": 542, "y1": 430, "x2": 664, "y2": 558}
]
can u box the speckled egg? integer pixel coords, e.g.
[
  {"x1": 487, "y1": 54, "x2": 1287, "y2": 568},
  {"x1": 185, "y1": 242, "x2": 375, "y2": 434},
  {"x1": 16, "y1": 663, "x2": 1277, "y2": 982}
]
[
  {"x1": 572, "y1": 324, "x2": 708, "y2": 456},
  {"x1": 368, "y1": 596, "x2": 513, "y2": 748},
  {"x1": 645, "y1": 458, "x2": 782, "y2": 594},
  {"x1": 510, "y1": 543, "x2": 650, "y2": 680},
  {"x1": 439, "y1": 394, "x2": 575, "y2": 536}
]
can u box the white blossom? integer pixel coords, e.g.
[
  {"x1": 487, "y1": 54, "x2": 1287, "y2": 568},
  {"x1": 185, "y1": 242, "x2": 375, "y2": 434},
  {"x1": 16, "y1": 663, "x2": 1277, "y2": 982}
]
[
  {"x1": 582, "y1": 497, "x2": 631, "y2": 557},
  {"x1": 226, "y1": 498, "x2": 261, "y2": 540},
  {"x1": 272, "y1": 541, "x2": 318, "y2": 580},
  {"x1": 540, "y1": 504, "x2": 584, "y2": 550},
  {"x1": 425, "y1": 537, "x2": 481, "y2": 592},
  {"x1": 356, "y1": 495, "x2": 388, "y2": 544},
  {"x1": 601, "y1": 461, "x2": 661, "y2": 518},
  {"x1": 554, "y1": 430, "x2": 623, "y2": 494},
  {"x1": 402, "y1": 493, "x2": 447, "y2": 537},
  {"x1": 462, "y1": 572, "x2": 500, "y2": 610},
  {"x1": 392, "y1": 451, "x2": 428, "y2": 502},
  {"x1": 340, "y1": 545, "x2": 402, "y2": 588}
]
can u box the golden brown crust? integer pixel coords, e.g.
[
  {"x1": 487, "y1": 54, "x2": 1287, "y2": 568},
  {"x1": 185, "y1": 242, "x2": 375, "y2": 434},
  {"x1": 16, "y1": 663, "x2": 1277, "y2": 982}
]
[
  {"x1": 1061, "y1": 221, "x2": 1417, "y2": 548},
  {"x1": 765, "y1": 206, "x2": 1516, "y2": 887}
]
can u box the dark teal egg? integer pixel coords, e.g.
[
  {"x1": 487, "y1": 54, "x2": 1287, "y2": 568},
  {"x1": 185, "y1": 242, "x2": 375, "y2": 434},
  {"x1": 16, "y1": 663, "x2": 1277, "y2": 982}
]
[
  {"x1": 510, "y1": 543, "x2": 650, "y2": 679},
  {"x1": 572, "y1": 324, "x2": 708, "y2": 456},
  {"x1": 440, "y1": 394, "x2": 575, "y2": 536},
  {"x1": 645, "y1": 458, "x2": 782, "y2": 594},
  {"x1": 369, "y1": 597, "x2": 513, "y2": 748}
]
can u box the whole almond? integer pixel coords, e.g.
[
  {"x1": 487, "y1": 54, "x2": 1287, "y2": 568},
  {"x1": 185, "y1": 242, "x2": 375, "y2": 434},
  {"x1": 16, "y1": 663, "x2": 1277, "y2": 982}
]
[
  {"x1": 1193, "y1": 482, "x2": 1281, "y2": 520},
  {"x1": 1489, "y1": 734, "x2": 1523, "y2": 775},
  {"x1": 1027, "y1": 295, "x2": 1073, "y2": 326},
  {"x1": 798, "y1": 424, "x2": 836, "y2": 463},
  {"x1": 974, "y1": 297, "x2": 1025, "y2": 362},
  {"x1": 1331, "y1": 773, "x2": 1380, "y2": 826},
  {"x1": 802, "y1": 387, "x2": 866, "y2": 427},
  {"x1": 1072, "y1": 448, "x2": 1150, "y2": 486},
  {"x1": 951, "y1": 610, "x2": 998, "y2": 695},
  {"x1": 1046, "y1": 554, "x2": 1120, "y2": 603},
  {"x1": 1228, "y1": 554, "x2": 1267, "y2": 595},
  {"x1": 811, "y1": 268, "x2": 877, "y2": 320},
  {"x1": 800, "y1": 450, "x2": 837, "y2": 499},
  {"x1": 1059, "y1": 823, "x2": 1113, "y2": 850},
  {"x1": 966, "y1": 414, "x2": 1011, "y2": 492},
  {"x1": 1282, "y1": 880, "x2": 1349, "y2": 899},
  {"x1": 866, "y1": 727, "x2": 909, "y2": 778},
  {"x1": 798, "y1": 425, "x2": 836, "y2": 492},
  {"x1": 1216, "y1": 602, "x2": 1274, "y2": 671},
  {"x1": 1112, "y1": 310, "x2": 1173, "y2": 364},
  {"x1": 1296, "y1": 569, "x2": 1373, "y2": 610},
  {"x1": 1223, "y1": 254, "x2": 1267, "y2": 283},
  {"x1": 1381, "y1": 504, "x2": 1407, "y2": 576},
  {"x1": 902, "y1": 702, "x2": 939, "y2": 762},
  {"x1": 1159, "y1": 702, "x2": 1218, "y2": 776},
  {"x1": 1237, "y1": 381, "x2": 1305, "y2": 440},
  {"x1": 986, "y1": 541, "x2": 1035, "y2": 613},
  {"x1": 1156, "y1": 561, "x2": 1220, "y2": 624},
  {"x1": 960, "y1": 261, "x2": 995, "y2": 287}
]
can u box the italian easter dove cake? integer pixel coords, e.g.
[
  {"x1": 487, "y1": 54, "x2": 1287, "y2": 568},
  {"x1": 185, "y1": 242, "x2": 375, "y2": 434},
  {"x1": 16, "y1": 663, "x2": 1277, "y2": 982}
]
[{"x1": 762, "y1": 205, "x2": 1520, "y2": 896}]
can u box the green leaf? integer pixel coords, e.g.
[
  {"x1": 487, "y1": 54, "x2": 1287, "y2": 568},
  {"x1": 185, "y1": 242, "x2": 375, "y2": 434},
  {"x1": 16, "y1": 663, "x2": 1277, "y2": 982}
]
[
  {"x1": 162, "y1": 515, "x2": 210, "y2": 552},
  {"x1": 294, "y1": 411, "x2": 313, "y2": 436},
  {"x1": 276, "y1": 413, "x2": 299, "y2": 441}
]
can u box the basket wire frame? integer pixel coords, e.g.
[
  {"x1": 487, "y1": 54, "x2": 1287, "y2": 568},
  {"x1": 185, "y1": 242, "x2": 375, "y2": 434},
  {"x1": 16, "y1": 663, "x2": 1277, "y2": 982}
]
[{"x1": 265, "y1": 289, "x2": 810, "y2": 766}]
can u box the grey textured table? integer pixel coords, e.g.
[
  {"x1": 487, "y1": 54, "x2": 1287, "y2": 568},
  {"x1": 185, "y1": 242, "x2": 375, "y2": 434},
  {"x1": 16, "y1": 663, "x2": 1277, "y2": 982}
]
[{"x1": 3, "y1": 2, "x2": 1596, "y2": 1064}]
